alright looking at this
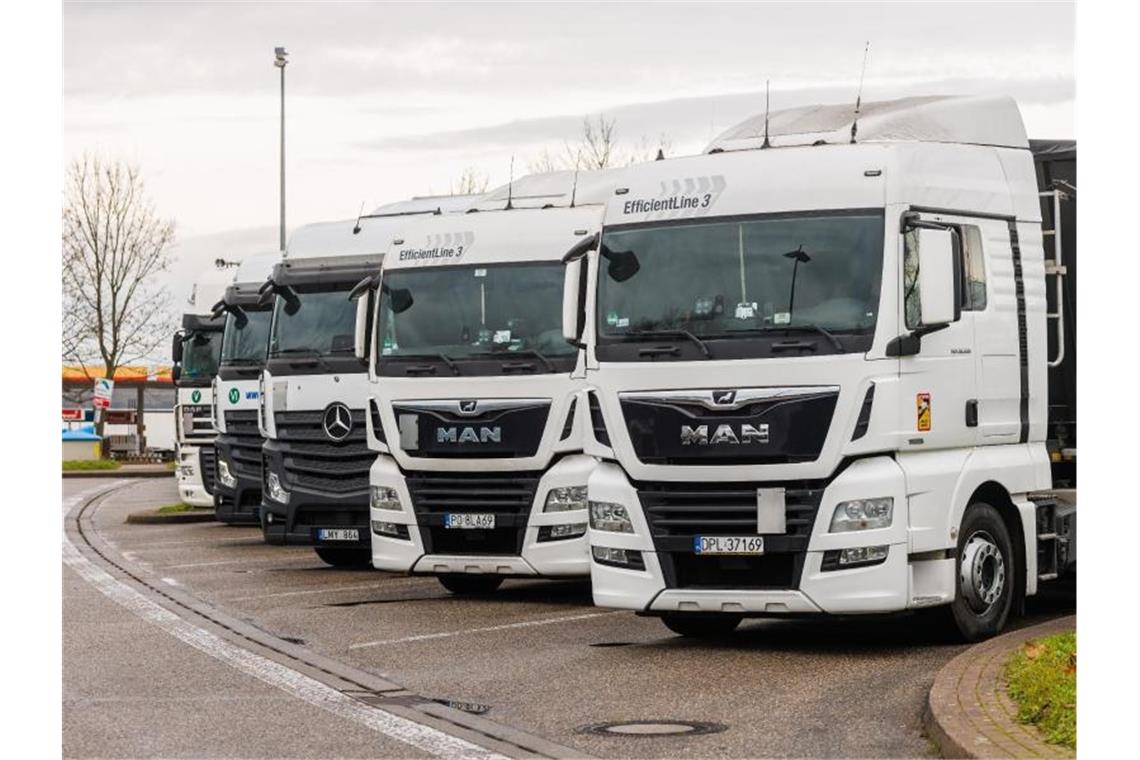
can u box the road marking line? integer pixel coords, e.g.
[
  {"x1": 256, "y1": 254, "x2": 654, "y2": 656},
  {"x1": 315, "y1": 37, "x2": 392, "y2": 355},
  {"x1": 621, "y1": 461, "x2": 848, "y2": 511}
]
[
  {"x1": 161, "y1": 557, "x2": 314, "y2": 569},
  {"x1": 349, "y1": 611, "x2": 620, "y2": 649},
  {"x1": 63, "y1": 488, "x2": 505, "y2": 760},
  {"x1": 226, "y1": 582, "x2": 393, "y2": 602}
]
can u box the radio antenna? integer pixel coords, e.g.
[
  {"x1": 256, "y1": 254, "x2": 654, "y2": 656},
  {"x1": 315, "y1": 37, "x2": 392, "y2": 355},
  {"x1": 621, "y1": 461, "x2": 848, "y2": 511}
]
[
  {"x1": 351, "y1": 201, "x2": 365, "y2": 234},
  {"x1": 505, "y1": 155, "x2": 515, "y2": 210},
  {"x1": 761, "y1": 79, "x2": 772, "y2": 149},
  {"x1": 569, "y1": 151, "x2": 581, "y2": 208},
  {"x1": 850, "y1": 41, "x2": 870, "y2": 144}
]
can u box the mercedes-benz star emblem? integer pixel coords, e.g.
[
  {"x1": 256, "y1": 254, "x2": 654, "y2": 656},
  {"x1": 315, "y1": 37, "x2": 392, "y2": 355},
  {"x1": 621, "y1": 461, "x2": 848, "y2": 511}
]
[
  {"x1": 322, "y1": 402, "x2": 353, "y2": 441},
  {"x1": 713, "y1": 390, "x2": 737, "y2": 405}
]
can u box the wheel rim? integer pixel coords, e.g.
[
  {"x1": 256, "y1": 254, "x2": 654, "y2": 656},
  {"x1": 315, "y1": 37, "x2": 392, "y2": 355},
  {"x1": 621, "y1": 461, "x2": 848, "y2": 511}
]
[{"x1": 959, "y1": 530, "x2": 1006, "y2": 614}]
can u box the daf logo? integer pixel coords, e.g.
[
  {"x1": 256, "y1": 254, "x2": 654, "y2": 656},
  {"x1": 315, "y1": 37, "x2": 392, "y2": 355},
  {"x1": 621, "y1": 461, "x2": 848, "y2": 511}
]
[
  {"x1": 322, "y1": 402, "x2": 353, "y2": 441},
  {"x1": 437, "y1": 426, "x2": 502, "y2": 444},
  {"x1": 458, "y1": 400, "x2": 478, "y2": 414},
  {"x1": 681, "y1": 423, "x2": 769, "y2": 445},
  {"x1": 712, "y1": 390, "x2": 737, "y2": 406}
]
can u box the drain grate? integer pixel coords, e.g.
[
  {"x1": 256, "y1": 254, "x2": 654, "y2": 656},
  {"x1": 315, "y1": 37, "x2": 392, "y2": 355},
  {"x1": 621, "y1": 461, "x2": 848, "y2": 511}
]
[
  {"x1": 589, "y1": 641, "x2": 635, "y2": 648},
  {"x1": 577, "y1": 720, "x2": 727, "y2": 737},
  {"x1": 430, "y1": 697, "x2": 491, "y2": 715}
]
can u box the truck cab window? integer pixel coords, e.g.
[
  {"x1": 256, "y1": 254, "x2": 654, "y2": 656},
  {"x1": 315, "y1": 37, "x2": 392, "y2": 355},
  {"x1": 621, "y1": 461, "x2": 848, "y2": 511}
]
[{"x1": 904, "y1": 222, "x2": 987, "y2": 329}]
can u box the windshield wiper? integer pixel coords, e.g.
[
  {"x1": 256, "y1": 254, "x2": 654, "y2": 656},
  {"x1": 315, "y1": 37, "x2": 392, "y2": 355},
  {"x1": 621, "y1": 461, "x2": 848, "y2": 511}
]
[
  {"x1": 724, "y1": 324, "x2": 844, "y2": 351},
  {"x1": 389, "y1": 352, "x2": 461, "y2": 375},
  {"x1": 474, "y1": 348, "x2": 556, "y2": 372},
  {"x1": 622, "y1": 328, "x2": 711, "y2": 358}
]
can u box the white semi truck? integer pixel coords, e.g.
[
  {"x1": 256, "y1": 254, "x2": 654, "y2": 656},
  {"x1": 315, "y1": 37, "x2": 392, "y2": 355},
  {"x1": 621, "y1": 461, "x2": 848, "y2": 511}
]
[
  {"x1": 210, "y1": 252, "x2": 280, "y2": 524},
  {"x1": 363, "y1": 172, "x2": 620, "y2": 594},
  {"x1": 171, "y1": 269, "x2": 229, "y2": 506},
  {"x1": 565, "y1": 96, "x2": 1075, "y2": 641},
  {"x1": 259, "y1": 197, "x2": 476, "y2": 567}
]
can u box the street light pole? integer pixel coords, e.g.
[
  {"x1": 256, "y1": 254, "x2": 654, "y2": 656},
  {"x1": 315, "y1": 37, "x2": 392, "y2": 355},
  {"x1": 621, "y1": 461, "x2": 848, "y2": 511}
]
[{"x1": 274, "y1": 47, "x2": 288, "y2": 252}]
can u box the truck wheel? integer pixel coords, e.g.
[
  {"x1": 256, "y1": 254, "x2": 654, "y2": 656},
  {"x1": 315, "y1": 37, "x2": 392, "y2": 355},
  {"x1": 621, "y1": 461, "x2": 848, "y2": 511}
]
[
  {"x1": 948, "y1": 502, "x2": 1016, "y2": 642},
  {"x1": 437, "y1": 574, "x2": 504, "y2": 595},
  {"x1": 314, "y1": 548, "x2": 372, "y2": 568},
  {"x1": 660, "y1": 612, "x2": 742, "y2": 638}
]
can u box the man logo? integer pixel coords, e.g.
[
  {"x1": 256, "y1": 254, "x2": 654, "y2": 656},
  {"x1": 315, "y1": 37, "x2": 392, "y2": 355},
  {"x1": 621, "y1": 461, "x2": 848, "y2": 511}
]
[
  {"x1": 681, "y1": 423, "x2": 769, "y2": 445},
  {"x1": 458, "y1": 400, "x2": 478, "y2": 414},
  {"x1": 437, "y1": 426, "x2": 501, "y2": 444},
  {"x1": 322, "y1": 402, "x2": 353, "y2": 441},
  {"x1": 713, "y1": 390, "x2": 737, "y2": 405}
]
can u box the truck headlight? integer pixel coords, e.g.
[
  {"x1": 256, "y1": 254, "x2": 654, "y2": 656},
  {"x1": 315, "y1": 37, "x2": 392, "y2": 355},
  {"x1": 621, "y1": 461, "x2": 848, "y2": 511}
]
[
  {"x1": 589, "y1": 500, "x2": 634, "y2": 533},
  {"x1": 830, "y1": 497, "x2": 893, "y2": 532},
  {"x1": 217, "y1": 459, "x2": 236, "y2": 489},
  {"x1": 265, "y1": 471, "x2": 289, "y2": 504},
  {"x1": 544, "y1": 486, "x2": 587, "y2": 512},
  {"x1": 370, "y1": 486, "x2": 401, "y2": 511}
]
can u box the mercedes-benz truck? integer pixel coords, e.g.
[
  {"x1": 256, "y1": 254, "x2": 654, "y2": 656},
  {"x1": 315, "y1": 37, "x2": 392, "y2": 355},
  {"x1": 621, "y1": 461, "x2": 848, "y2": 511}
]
[
  {"x1": 171, "y1": 269, "x2": 228, "y2": 506},
  {"x1": 211, "y1": 252, "x2": 280, "y2": 524},
  {"x1": 364, "y1": 172, "x2": 620, "y2": 594},
  {"x1": 260, "y1": 196, "x2": 476, "y2": 567},
  {"x1": 569, "y1": 95, "x2": 1075, "y2": 641}
]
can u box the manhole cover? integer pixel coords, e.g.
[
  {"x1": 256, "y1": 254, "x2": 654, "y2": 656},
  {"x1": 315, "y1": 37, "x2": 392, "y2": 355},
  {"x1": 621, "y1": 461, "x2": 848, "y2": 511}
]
[{"x1": 577, "y1": 720, "x2": 727, "y2": 737}]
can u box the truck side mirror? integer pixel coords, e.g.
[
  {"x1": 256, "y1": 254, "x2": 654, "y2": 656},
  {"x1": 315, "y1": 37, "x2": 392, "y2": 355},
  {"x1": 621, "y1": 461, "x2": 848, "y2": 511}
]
[
  {"x1": 916, "y1": 227, "x2": 962, "y2": 326},
  {"x1": 562, "y1": 258, "x2": 584, "y2": 347},
  {"x1": 171, "y1": 332, "x2": 183, "y2": 364},
  {"x1": 353, "y1": 289, "x2": 370, "y2": 361},
  {"x1": 171, "y1": 364, "x2": 182, "y2": 383}
]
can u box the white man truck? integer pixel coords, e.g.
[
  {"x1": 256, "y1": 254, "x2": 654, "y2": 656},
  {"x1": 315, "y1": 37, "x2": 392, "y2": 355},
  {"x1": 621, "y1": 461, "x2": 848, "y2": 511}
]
[
  {"x1": 210, "y1": 252, "x2": 280, "y2": 524},
  {"x1": 259, "y1": 197, "x2": 475, "y2": 567},
  {"x1": 364, "y1": 172, "x2": 618, "y2": 594},
  {"x1": 567, "y1": 96, "x2": 1075, "y2": 640},
  {"x1": 171, "y1": 269, "x2": 229, "y2": 506}
]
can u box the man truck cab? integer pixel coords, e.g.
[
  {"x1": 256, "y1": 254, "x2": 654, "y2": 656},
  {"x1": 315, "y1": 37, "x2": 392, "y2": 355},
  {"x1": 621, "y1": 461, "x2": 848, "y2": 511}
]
[
  {"x1": 260, "y1": 196, "x2": 476, "y2": 567},
  {"x1": 171, "y1": 268, "x2": 228, "y2": 506},
  {"x1": 364, "y1": 171, "x2": 621, "y2": 594},
  {"x1": 211, "y1": 252, "x2": 280, "y2": 524},
  {"x1": 568, "y1": 96, "x2": 1074, "y2": 641}
]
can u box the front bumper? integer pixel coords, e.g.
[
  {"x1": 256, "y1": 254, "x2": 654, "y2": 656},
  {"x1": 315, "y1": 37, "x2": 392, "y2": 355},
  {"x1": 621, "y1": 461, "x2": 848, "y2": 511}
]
[
  {"x1": 260, "y1": 441, "x2": 370, "y2": 549},
  {"x1": 369, "y1": 454, "x2": 594, "y2": 578},
  {"x1": 213, "y1": 436, "x2": 262, "y2": 525},
  {"x1": 587, "y1": 457, "x2": 911, "y2": 616},
  {"x1": 175, "y1": 445, "x2": 212, "y2": 508}
]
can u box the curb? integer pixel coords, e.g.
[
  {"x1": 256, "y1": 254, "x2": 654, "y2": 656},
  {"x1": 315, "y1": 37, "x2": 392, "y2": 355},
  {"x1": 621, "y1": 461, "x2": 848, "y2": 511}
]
[
  {"x1": 925, "y1": 615, "x2": 1076, "y2": 759},
  {"x1": 64, "y1": 468, "x2": 173, "y2": 479},
  {"x1": 126, "y1": 509, "x2": 217, "y2": 525}
]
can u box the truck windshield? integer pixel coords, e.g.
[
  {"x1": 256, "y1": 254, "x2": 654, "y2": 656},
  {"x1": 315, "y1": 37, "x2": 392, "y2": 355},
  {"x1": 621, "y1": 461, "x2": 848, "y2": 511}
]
[
  {"x1": 179, "y1": 330, "x2": 222, "y2": 380},
  {"x1": 268, "y1": 285, "x2": 357, "y2": 357},
  {"x1": 376, "y1": 262, "x2": 575, "y2": 362},
  {"x1": 221, "y1": 308, "x2": 272, "y2": 364},
  {"x1": 597, "y1": 211, "x2": 884, "y2": 340}
]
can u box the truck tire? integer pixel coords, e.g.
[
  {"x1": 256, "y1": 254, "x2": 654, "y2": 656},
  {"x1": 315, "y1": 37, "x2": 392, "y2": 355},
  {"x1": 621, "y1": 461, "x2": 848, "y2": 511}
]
[
  {"x1": 314, "y1": 547, "x2": 372, "y2": 568},
  {"x1": 437, "y1": 575, "x2": 504, "y2": 595},
  {"x1": 947, "y1": 502, "x2": 1016, "y2": 641},
  {"x1": 660, "y1": 612, "x2": 742, "y2": 638}
]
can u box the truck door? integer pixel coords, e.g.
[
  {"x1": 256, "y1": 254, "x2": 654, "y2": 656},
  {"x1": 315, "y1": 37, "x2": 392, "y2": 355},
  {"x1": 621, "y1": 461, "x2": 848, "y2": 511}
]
[{"x1": 898, "y1": 213, "x2": 979, "y2": 449}]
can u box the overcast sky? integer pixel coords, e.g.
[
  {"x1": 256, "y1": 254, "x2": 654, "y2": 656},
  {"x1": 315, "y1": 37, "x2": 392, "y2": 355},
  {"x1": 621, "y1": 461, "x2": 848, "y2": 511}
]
[{"x1": 64, "y1": 0, "x2": 1074, "y2": 304}]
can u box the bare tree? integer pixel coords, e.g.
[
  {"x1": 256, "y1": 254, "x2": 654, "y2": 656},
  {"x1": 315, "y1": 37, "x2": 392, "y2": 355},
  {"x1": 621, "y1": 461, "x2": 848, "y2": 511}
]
[
  {"x1": 576, "y1": 114, "x2": 617, "y2": 170},
  {"x1": 526, "y1": 147, "x2": 565, "y2": 174},
  {"x1": 451, "y1": 166, "x2": 490, "y2": 195},
  {"x1": 62, "y1": 155, "x2": 176, "y2": 436},
  {"x1": 626, "y1": 132, "x2": 673, "y2": 166}
]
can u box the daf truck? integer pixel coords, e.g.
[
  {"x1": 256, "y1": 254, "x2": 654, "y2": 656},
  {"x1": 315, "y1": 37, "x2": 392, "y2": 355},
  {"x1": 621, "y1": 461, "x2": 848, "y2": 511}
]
[
  {"x1": 211, "y1": 252, "x2": 280, "y2": 524},
  {"x1": 171, "y1": 269, "x2": 229, "y2": 506},
  {"x1": 259, "y1": 197, "x2": 475, "y2": 567},
  {"x1": 363, "y1": 172, "x2": 620, "y2": 594},
  {"x1": 566, "y1": 96, "x2": 1075, "y2": 641}
]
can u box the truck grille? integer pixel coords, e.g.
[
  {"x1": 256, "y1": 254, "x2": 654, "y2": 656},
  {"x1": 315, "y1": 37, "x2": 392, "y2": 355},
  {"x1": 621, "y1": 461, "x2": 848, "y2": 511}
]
[
  {"x1": 273, "y1": 410, "x2": 373, "y2": 494},
  {"x1": 199, "y1": 446, "x2": 216, "y2": 495},
  {"x1": 635, "y1": 480, "x2": 825, "y2": 590},
  {"x1": 223, "y1": 410, "x2": 263, "y2": 480},
  {"x1": 406, "y1": 471, "x2": 541, "y2": 556}
]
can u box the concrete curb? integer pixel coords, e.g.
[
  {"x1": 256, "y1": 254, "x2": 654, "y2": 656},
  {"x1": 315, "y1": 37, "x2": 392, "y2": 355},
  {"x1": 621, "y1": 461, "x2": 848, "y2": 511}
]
[
  {"x1": 126, "y1": 509, "x2": 216, "y2": 525},
  {"x1": 925, "y1": 615, "x2": 1076, "y2": 759},
  {"x1": 64, "y1": 467, "x2": 173, "y2": 479}
]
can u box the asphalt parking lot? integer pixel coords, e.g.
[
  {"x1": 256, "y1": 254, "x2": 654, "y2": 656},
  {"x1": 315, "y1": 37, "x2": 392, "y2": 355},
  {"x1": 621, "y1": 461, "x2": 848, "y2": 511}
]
[{"x1": 64, "y1": 477, "x2": 1076, "y2": 758}]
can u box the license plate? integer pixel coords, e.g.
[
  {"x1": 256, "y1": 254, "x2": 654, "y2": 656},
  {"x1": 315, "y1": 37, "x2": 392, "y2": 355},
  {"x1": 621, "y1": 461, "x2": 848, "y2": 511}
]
[
  {"x1": 693, "y1": 535, "x2": 764, "y2": 555},
  {"x1": 445, "y1": 513, "x2": 495, "y2": 530},
  {"x1": 317, "y1": 528, "x2": 359, "y2": 542}
]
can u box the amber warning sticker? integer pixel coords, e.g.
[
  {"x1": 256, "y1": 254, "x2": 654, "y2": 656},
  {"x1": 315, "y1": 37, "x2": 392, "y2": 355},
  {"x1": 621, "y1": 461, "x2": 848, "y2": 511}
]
[{"x1": 916, "y1": 392, "x2": 932, "y2": 432}]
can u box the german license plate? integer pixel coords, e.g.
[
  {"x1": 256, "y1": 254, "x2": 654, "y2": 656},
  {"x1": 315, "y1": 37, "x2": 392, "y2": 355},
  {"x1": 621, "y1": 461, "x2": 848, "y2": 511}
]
[
  {"x1": 693, "y1": 535, "x2": 764, "y2": 555},
  {"x1": 317, "y1": 528, "x2": 359, "y2": 542},
  {"x1": 445, "y1": 513, "x2": 495, "y2": 530}
]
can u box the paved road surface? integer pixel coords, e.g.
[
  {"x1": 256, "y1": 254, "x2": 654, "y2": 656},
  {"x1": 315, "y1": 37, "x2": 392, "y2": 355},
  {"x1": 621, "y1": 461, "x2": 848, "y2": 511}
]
[{"x1": 63, "y1": 478, "x2": 1075, "y2": 758}]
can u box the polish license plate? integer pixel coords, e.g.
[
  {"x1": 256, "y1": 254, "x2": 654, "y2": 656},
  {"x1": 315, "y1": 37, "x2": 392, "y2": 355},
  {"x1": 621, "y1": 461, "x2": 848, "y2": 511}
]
[
  {"x1": 317, "y1": 528, "x2": 359, "y2": 542},
  {"x1": 693, "y1": 535, "x2": 764, "y2": 555},
  {"x1": 445, "y1": 513, "x2": 495, "y2": 530}
]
